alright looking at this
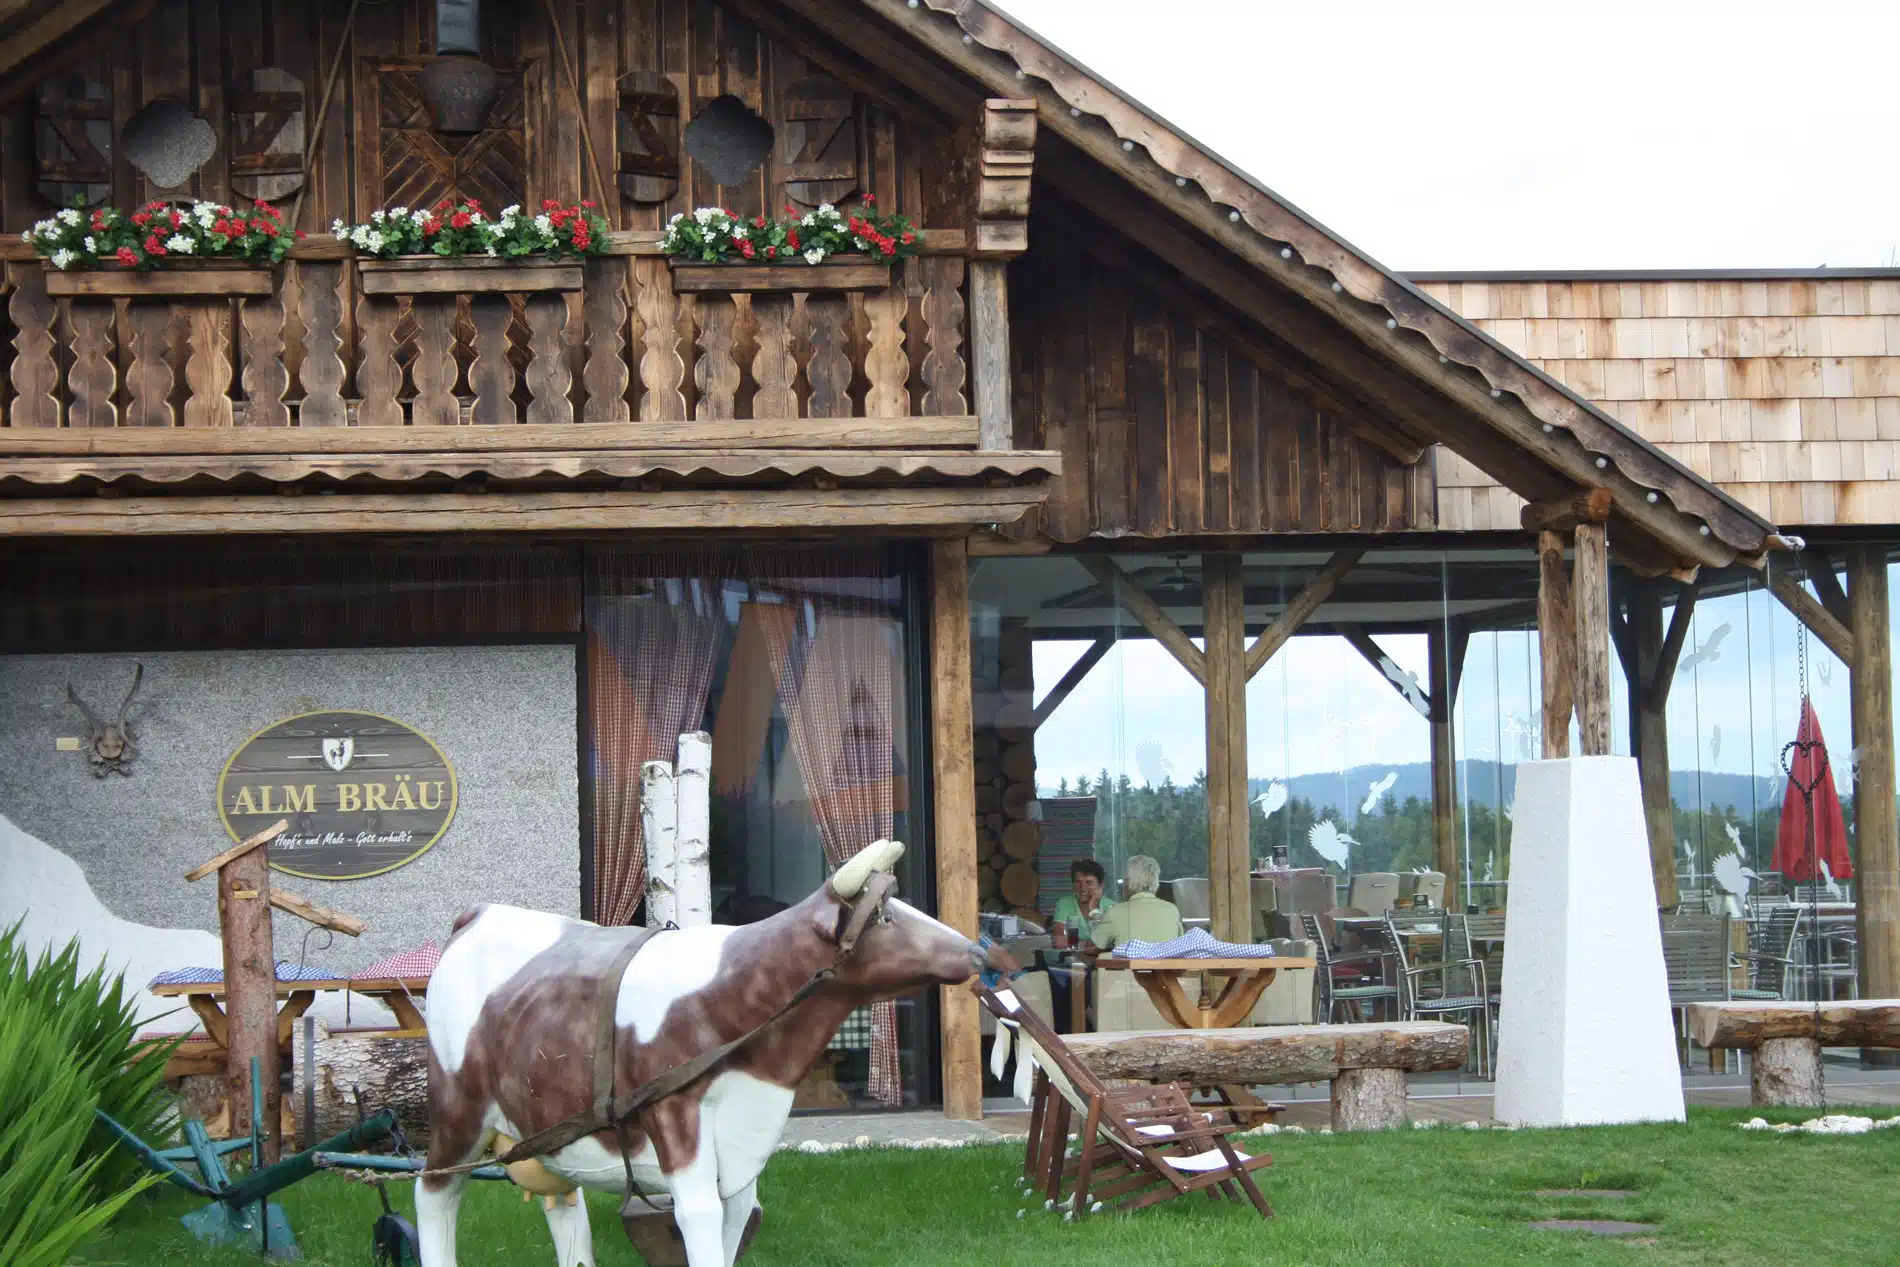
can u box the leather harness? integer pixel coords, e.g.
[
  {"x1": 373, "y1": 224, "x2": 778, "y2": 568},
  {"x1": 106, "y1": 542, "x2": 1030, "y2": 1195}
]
[{"x1": 457, "y1": 870, "x2": 901, "y2": 1189}]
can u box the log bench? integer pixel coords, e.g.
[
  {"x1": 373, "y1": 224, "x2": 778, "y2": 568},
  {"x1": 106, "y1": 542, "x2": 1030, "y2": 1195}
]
[
  {"x1": 1063, "y1": 1021, "x2": 1469, "y2": 1131},
  {"x1": 1685, "y1": 1000, "x2": 1900, "y2": 1107}
]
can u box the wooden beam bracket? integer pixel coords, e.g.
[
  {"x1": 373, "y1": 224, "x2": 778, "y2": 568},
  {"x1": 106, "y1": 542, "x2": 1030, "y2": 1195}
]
[
  {"x1": 1333, "y1": 622, "x2": 1430, "y2": 718},
  {"x1": 1245, "y1": 550, "x2": 1363, "y2": 678},
  {"x1": 185, "y1": 819, "x2": 289, "y2": 883},
  {"x1": 1761, "y1": 557, "x2": 1856, "y2": 666},
  {"x1": 1520, "y1": 487, "x2": 1613, "y2": 535},
  {"x1": 1079, "y1": 556, "x2": 1206, "y2": 684},
  {"x1": 1031, "y1": 636, "x2": 1112, "y2": 730}
]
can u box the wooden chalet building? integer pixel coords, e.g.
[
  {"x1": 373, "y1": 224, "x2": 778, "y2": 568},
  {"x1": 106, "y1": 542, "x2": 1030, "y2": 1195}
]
[{"x1": 0, "y1": 0, "x2": 1892, "y2": 1118}]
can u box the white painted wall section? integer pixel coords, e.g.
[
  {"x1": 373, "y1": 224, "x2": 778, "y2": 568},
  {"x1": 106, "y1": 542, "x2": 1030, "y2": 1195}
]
[{"x1": 1494, "y1": 756, "x2": 1685, "y2": 1126}]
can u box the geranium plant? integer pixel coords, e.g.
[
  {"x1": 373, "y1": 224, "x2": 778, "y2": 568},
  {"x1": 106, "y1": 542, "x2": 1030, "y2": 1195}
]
[
  {"x1": 23, "y1": 199, "x2": 296, "y2": 270},
  {"x1": 332, "y1": 198, "x2": 608, "y2": 260},
  {"x1": 662, "y1": 195, "x2": 918, "y2": 265}
]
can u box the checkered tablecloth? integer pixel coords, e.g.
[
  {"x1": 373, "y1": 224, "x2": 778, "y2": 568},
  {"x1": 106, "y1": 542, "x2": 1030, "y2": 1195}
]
[
  {"x1": 826, "y1": 1006, "x2": 874, "y2": 1051},
  {"x1": 148, "y1": 961, "x2": 338, "y2": 987},
  {"x1": 1118, "y1": 928, "x2": 1278, "y2": 960},
  {"x1": 352, "y1": 941, "x2": 441, "y2": 980}
]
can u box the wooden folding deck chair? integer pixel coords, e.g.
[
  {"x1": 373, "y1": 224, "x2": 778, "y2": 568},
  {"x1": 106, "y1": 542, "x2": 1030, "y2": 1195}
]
[{"x1": 976, "y1": 981, "x2": 1274, "y2": 1219}]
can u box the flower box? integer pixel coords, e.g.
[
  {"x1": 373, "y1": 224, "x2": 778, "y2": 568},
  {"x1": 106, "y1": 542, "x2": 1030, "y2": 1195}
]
[
  {"x1": 42, "y1": 260, "x2": 275, "y2": 299},
  {"x1": 357, "y1": 256, "x2": 584, "y2": 296},
  {"x1": 668, "y1": 257, "x2": 893, "y2": 294}
]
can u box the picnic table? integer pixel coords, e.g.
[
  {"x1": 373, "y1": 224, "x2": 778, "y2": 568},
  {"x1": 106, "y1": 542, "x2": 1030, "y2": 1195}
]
[
  {"x1": 1095, "y1": 956, "x2": 1316, "y2": 1029},
  {"x1": 149, "y1": 975, "x2": 432, "y2": 1054}
]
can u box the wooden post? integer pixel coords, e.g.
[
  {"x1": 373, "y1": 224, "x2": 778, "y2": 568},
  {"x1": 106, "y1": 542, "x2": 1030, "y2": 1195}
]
[
  {"x1": 1202, "y1": 554, "x2": 1251, "y2": 946},
  {"x1": 1537, "y1": 531, "x2": 1574, "y2": 759},
  {"x1": 1629, "y1": 584, "x2": 1678, "y2": 908},
  {"x1": 931, "y1": 537, "x2": 982, "y2": 1119},
  {"x1": 220, "y1": 841, "x2": 280, "y2": 1162},
  {"x1": 1572, "y1": 521, "x2": 1612, "y2": 756},
  {"x1": 1428, "y1": 623, "x2": 1468, "y2": 906},
  {"x1": 641, "y1": 760, "x2": 678, "y2": 928},
  {"x1": 674, "y1": 732, "x2": 713, "y2": 927},
  {"x1": 1849, "y1": 547, "x2": 1898, "y2": 1035},
  {"x1": 969, "y1": 262, "x2": 1011, "y2": 451}
]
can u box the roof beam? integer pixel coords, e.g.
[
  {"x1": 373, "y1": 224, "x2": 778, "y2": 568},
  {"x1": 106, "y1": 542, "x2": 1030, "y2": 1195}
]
[
  {"x1": 1076, "y1": 556, "x2": 1206, "y2": 684},
  {"x1": 1245, "y1": 548, "x2": 1362, "y2": 678},
  {"x1": 0, "y1": 0, "x2": 113, "y2": 80},
  {"x1": 1031, "y1": 636, "x2": 1112, "y2": 730},
  {"x1": 1758, "y1": 556, "x2": 1855, "y2": 666},
  {"x1": 865, "y1": 0, "x2": 1759, "y2": 568}
]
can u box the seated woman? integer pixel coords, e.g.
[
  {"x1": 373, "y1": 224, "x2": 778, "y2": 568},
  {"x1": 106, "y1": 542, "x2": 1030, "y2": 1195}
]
[
  {"x1": 1086, "y1": 855, "x2": 1185, "y2": 954},
  {"x1": 1050, "y1": 858, "x2": 1116, "y2": 945}
]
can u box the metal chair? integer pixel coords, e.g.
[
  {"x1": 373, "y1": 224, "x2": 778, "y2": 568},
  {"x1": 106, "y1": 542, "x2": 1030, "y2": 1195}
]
[
  {"x1": 1371, "y1": 916, "x2": 1490, "y2": 1076},
  {"x1": 1445, "y1": 914, "x2": 1503, "y2": 1067},
  {"x1": 1660, "y1": 912, "x2": 1731, "y2": 1067},
  {"x1": 1346, "y1": 872, "x2": 1400, "y2": 916},
  {"x1": 1295, "y1": 913, "x2": 1396, "y2": 1023},
  {"x1": 1734, "y1": 907, "x2": 1801, "y2": 1000}
]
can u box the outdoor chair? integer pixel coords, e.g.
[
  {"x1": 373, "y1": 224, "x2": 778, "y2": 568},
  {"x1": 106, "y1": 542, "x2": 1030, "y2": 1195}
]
[
  {"x1": 1660, "y1": 912, "x2": 1731, "y2": 1068},
  {"x1": 1346, "y1": 872, "x2": 1400, "y2": 916},
  {"x1": 1444, "y1": 915, "x2": 1501, "y2": 1068},
  {"x1": 1297, "y1": 913, "x2": 1396, "y2": 1023},
  {"x1": 1399, "y1": 871, "x2": 1447, "y2": 909},
  {"x1": 1372, "y1": 915, "x2": 1491, "y2": 1077},
  {"x1": 974, "y1": 981, "x2": 1274, "y2": 1220},
  {"x1": 1171, "y1": 877, "x2": 1212, "y2": 928},
  {"x1": 1734, "y1": 907, "x2": 1801, "y2": 1001}
]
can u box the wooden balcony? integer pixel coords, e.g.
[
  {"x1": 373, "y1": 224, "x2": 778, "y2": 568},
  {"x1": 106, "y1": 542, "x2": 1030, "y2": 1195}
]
[{"x1": 0, "y1": 232, "x2": 1054, "y2": 536}]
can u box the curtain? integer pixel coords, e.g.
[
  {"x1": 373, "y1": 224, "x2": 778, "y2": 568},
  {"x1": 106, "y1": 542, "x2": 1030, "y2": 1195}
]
[
  {"x1": 755, "y1": 570, "x2": 905, "y2": 1104},
  {"x1": 587, "y1": 554, "x2": 732, "y2": 925}
]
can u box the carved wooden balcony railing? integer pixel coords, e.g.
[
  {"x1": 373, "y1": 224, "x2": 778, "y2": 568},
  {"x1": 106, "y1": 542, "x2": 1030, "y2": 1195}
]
[{"x1": 0, "y1": 231, "x2": 1054, "y2": 534}]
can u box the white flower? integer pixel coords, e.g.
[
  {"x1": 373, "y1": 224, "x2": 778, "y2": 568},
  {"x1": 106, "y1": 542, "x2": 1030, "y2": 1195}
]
[
  {"x1": 668, "y1": 212, "x2": 684, "y2": 225},
  {"x1": 371, "y1": 210, "x2": 386, "y2": 223},
  {"x1": 485, "y1": 245, "x2": 498, "y2": 256},
  {"x1": 800, "y1": 214, "x2": 815, "y2": 228},
  {"x1": 534, "y1": 214, "x2": 553, "y2": 233},
  {"x1": 366, "y1": 230, "x2": 386, "y2": 252},
  {"x1": 803, "y1": 247, "x2": 826, "y2": 265},
  {"x1": 731, "y1": 225, "x2": 747, "y2": 240},
  {"x1": 351, "y1": 225, "x2": 372, "y2": 248},
  {"x1": 49, "y1": 248, "x2": 76, "y2": 270},
  {"x1": 411, "y1": 209, "x2": 430, "y2": 225},
  {"x1": 32, "y1": 218, "x2": 56, "y2": 239},
  {"x1": 83, "y1": 236, "x2": 96, "y2": 252},
  {"x1": 57, "y1": 208, "x2": 83, "y2": 225},
  {"x1": 390, "y1": 206, "x2": 408, "y2": 219},
  {"x1": 19, "y1": 229, "x2": 31, "y2": 243},
  {"x1": 331, "y1": 218, "x2": 348, "y2": 235},
  {"x1": 166, "y1": 233, "x2": 195, "y2": 254},
  {"x1": 501, "y1": 204, "x2": 521, "y2": 219},
  {"x1": 817, "y1": 202, "x2": 834, "y2": 214}
]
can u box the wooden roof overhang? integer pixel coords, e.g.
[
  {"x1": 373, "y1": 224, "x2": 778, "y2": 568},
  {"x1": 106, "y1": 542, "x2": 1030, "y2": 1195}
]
[
  {"x1": 0, "y1": 0, "x2": 151, "y2": 91},
  {"x1": 801, "y1": 0, "x2": 1785, "y2": 574}
]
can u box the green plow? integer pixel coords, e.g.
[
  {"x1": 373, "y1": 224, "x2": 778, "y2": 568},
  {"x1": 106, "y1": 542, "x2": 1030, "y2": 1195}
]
[{"x1": 96, "y1": 1056, "x2": 398, "y2": 1260}]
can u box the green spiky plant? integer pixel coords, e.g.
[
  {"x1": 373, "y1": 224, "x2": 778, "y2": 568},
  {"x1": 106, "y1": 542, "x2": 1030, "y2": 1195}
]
[{"x1": 0, "y1": 923, "x2": 180, "y2": 1263}]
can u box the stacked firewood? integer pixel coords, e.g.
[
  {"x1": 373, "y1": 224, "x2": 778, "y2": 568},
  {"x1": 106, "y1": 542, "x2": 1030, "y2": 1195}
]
[{"x1": 975, "y1": 623, "x2": 1042, "y2": 923}]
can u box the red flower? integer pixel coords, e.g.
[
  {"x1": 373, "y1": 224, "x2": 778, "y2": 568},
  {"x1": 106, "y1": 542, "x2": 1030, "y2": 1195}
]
[
  {"x1": 862, "y1": 193, "x2": 875, "y2": 203},
  {"x1": 541, "y1": 199, "x2": 560, "y2": 211},
  {"x1": 784, "y1": 204, "x2": 797, "y2": 215},
  {"x1": 787, "y1": 229, "x2": 801, "y2": 249},
  {"x1": 550, "y1": 209, "x2": 569, "y2": 227},
  {"x1": 115, "y1": 246, "x2": 139, "y2": 267},
  {"x1": 753, "y1": 216, "x2": 767, "y2": 228},
  {"x1": 740, "y1": 241, "x2": 755, "y2": 258},
  {"x1": 213, "y1": 218, "x2": 232, "y2": 235},
  {"x1": 423, "y1": 216, "x2": 442, "y2": 235},
  {"x1": 450, "y1": 211, "x2": 472, "y2": 229},
  {"x1": 131, "y1": 212, "x2": 151, "y2": 227},
  {"x1": 764, "y1": 245, "x2": 777, "y2": 259},
  {"x1": 581, "y1": 199, "x2": 596, "y2": 209},
  {"x1": 254, "y1": 200, "x2": 279, "y2": 219},
  {"x1": 434, "y1": 198, "x2": 454, "y2": 212},
  {"x1": 880, "y1": 239, "x2": 897, "y2": 257},
  {"x1": 253, "y1": 219, "x2": 278, "y2": 237},
  {"x1": 169, "y1": 211, "x2": 182, "y2": 228},
  {"x1": 145, "y1": 234, "x2": 166, "y2": 255},
  {"x1": 294, "y1": 229, "x2": 306, "y2": 238},
  {"x1": 466, "y1": 199, "x2": 483, "y2": 212},
  {"x1": 901, "y1": 231, "x2": 915, "y2": 245}
]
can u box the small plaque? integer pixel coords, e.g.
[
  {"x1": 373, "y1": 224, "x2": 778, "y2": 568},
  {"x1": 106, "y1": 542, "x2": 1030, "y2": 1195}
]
[
  {"x1": 217, "y1": 710, "x2": 457, "y2": 881},
  {"x1": 56, "y1": 736, "x2": 82, "y2": 751}
]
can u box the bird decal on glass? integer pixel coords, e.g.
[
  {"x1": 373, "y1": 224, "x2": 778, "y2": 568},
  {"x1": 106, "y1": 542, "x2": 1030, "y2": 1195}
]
[
  {"x1": 1361, "y1": 770, "x2": 1398, "y2": 815},
  {"x1": 1712, "y1": 850, "x2": 1758, "y2": 899},
  {"x1": 1308, "y1": 818, "x2": 1356, "y2": 871},
  {"x1": 1679, "y1": 621, "x2": 1732, "y2": 672},
  {"x1": 1378, "y1": 655, "x2": 1431, "y2": 717},
  {"x1": 1254, "y1": 780, "x2": 1289, "y2": 818}
]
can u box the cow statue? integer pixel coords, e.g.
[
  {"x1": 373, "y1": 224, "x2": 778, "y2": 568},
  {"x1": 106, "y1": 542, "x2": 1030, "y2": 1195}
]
[{"x1": 419, "y1": 839, "x2": 988, "y2": 1267}]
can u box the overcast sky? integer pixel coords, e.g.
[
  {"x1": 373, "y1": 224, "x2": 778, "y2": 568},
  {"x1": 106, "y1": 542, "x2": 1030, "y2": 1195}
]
[{"x1": 993, "y1": 1, "x2": 1900, "y2": 271}]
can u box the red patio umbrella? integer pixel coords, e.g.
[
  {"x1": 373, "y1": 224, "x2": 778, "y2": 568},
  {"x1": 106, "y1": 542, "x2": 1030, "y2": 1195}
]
[{"x1": 1772, "y1": 696, "x2": 1853, "y2": 883}]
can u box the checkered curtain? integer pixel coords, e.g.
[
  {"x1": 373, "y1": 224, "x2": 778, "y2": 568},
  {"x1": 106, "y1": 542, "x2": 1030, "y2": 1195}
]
[
  {"x1": 587, "y1": 554, "x2": 732, "y2": 925},
  {"x1": 756, "y1": 595, "x2": 905, "y2": 1104}
]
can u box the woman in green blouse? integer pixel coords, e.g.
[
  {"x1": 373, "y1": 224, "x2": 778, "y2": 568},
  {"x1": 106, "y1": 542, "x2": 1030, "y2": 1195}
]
[{"x1": 1051, "y1": 858, "x2": 1115, "y2": 943}]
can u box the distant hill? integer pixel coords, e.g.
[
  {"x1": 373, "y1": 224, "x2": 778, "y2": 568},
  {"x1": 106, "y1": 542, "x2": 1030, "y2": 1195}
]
[{"x1": 1245, "y1": 763, "x2": 1792, "y2": 820}]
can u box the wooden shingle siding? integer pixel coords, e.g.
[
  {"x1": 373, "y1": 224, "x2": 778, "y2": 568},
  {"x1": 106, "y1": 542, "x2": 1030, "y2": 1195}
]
[
  {"x1": 1420, "y1": 275, "x2": 1900, "y2": 527},
  {"x1": 1020, "y1": 242, "x2": 1428, "y2": 541}
]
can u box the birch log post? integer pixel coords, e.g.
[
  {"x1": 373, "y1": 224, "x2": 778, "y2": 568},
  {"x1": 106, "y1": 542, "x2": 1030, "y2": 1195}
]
[
  {"x1": 642, "y1": 759, "x2": 679, "y2": 929},
  {"x1": 674, "y1": 732, "x2": 713, "y2": 928}
]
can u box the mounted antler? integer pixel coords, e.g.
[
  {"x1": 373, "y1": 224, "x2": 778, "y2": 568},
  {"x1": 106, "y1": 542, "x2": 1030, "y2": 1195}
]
[{"x1": 64, "y1": 664, "x2": 143, "y2": 777}]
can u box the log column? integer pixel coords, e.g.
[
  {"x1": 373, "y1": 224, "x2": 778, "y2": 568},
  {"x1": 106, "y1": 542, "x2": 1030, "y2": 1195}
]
[
  {"x1": 1622, "y1": 580, "x2": 1698, "y2": 910},
  {"x1": 1849, "y1": 547, "x2": 1898, "y2": 1033},
  {"x1": 1537, "y1": 531, "x2": 1575, "y2": 759},
  {"x1": 1428, "y1": 623, "x2": 1469, "y2": 906},
  {"x1": 1203, "y1": 554, "x2": 1251, "y2": 946},
  {"x1": 1525, "y1": 489, "x2": 1613, "y2": 760},
  {"x1": 221, "y1": 843, "x2": 281, "y2": 1162},
  {"x1": 931, "y1": 538, "x2": 983, "y2": 1119},
  {"x1": 1330, "y1": 1067, "x2": 1408, "y2": 1131}
]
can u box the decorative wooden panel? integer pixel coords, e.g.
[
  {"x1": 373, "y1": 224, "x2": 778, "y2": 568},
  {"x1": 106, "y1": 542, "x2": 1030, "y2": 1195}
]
[
  {"x1": 617, "y1": 69, "x2": 680, "y2": 205},
  {"x1": 35, "y1": 72, "x2": 112, "y2": 207},
  {"x1": 779, "y1": 75, "x2": 858, "y2": 208},
  {"x1": 228, "y1": 68, "x2": 306, "y2": 203},
  {"x1": 370, "y1": 58, "x2": 532, "y2": 214}
]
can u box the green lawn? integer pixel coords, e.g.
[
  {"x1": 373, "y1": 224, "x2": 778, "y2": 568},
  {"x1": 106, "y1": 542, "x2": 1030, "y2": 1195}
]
[{"x1": 74, "y1": 1108, "x2": 1897, "y2": 1267}]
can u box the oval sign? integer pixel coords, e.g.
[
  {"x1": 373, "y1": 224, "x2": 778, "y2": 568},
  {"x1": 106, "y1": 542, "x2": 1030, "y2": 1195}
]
[{"x1": 217, "y1": 710, "x2": 458, "y2": 881}]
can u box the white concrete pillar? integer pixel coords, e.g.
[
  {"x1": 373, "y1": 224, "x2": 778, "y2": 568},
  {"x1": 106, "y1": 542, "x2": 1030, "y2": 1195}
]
[{"x1": 1494, "y1": 756, "x2": 1684, "y2": 1126}]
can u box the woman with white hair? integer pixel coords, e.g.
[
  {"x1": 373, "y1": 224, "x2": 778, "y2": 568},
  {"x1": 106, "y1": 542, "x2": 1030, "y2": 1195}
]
[{"x1": 1085, "y1": 854, "x2": 1185, "y2": 953}]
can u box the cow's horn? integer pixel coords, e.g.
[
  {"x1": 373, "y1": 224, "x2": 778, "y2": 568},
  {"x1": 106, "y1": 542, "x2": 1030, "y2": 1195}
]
[{"x1": 830, "y1": 839, "x2": 904, "y2": 900}]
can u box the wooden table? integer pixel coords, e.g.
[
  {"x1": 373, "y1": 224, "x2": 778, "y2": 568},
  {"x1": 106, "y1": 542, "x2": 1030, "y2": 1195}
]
[
  {"x1": 1093, "y1": 956, "x2": 1317, "y2": 1123},
  {"x1": 1095, "y1": 957, "x2": 1316, "y2": 1029},
  {"x1": 149, "y1": 975, "x2": 431, "y2": 1057}
]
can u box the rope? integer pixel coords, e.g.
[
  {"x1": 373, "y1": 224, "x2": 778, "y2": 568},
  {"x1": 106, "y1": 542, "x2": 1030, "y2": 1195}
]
[{"x1": 1778, "y1": 553, "x2": 1828, "y2": 1109}]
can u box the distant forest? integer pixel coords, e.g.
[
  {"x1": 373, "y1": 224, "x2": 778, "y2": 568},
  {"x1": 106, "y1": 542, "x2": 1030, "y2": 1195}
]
[{"x1": 1045, "y1": 764, "x2": 1852, "y2": 892}]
